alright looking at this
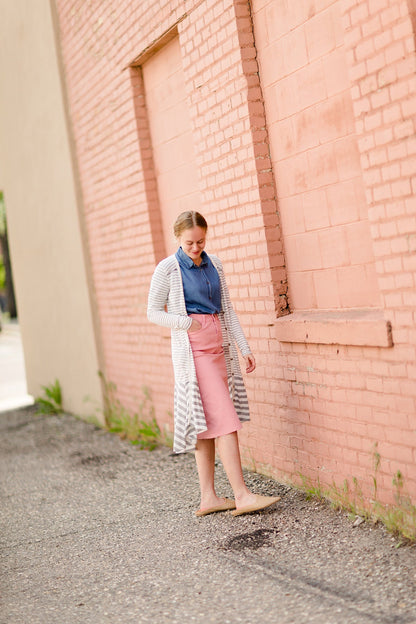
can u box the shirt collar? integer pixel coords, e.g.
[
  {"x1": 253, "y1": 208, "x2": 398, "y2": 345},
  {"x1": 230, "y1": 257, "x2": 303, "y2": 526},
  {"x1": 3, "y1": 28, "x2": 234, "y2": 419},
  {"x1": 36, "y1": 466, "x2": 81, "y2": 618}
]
[{"x1": 176, "y1": 246, "x2": 209, "y2": 269}]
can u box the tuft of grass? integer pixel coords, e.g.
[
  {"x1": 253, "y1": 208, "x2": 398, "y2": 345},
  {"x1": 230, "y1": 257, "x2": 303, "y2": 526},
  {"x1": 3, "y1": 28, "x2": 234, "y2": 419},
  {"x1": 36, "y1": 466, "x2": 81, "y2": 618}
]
[
  {"x1": 297, "y1": 446, "x2": 416, "y2": 544},
  {"x1": 99, "y1": 372, "x2": 166, "y2": 450},
  {"x1": 131, "y1": 417, "x2": 162, "y2": 451},
  {"x1": 373, "y1": 470, "x2": 416, "y2": 543},
  {"x1": 299, "y1": 473, "x2": 323, "y2": 500},
  {"x1": 326, "y1": 476, "x2": 371, "y2": 521},
  {"x1": 35, "y1": 379, "x2": 63, "y2": 415}
]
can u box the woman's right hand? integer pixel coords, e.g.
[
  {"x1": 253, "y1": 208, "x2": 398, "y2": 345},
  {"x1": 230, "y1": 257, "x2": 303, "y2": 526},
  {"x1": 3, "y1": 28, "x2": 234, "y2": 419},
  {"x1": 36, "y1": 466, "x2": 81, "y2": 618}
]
[{"x1": 188, "y1": 318, "x2": 202, "y2": 332}]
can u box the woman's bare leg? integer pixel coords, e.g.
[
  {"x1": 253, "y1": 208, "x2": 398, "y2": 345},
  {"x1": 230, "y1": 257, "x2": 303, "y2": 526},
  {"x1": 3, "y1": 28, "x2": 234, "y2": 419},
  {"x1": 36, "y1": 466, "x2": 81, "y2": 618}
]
[
  {"x1": 195, "y1": 438, "x2": 230, "y2": 510},
  {"x1": 216, "y1": 432, "x2": 257, "y2": 508}
]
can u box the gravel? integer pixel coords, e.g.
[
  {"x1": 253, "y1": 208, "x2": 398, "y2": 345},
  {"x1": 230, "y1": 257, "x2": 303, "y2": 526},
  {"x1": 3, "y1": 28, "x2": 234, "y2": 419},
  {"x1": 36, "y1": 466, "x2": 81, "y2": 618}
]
[{"x1": 1, "y1": 406, "x2": 416, "y2": 624}]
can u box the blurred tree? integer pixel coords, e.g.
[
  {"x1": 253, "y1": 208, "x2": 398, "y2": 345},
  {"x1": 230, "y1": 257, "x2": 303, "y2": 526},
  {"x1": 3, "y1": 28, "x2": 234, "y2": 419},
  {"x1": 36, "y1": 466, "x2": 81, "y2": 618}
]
[{"x1": 0, "y1": 192, "x2": 17, "y2": 318}]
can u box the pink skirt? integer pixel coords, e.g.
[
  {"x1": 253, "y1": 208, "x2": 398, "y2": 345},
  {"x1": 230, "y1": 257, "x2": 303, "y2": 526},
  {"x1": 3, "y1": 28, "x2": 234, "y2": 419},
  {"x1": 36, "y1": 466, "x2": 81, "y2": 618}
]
[{"x1": 188, "y1": 313, "x2": 242, "y2": 439}]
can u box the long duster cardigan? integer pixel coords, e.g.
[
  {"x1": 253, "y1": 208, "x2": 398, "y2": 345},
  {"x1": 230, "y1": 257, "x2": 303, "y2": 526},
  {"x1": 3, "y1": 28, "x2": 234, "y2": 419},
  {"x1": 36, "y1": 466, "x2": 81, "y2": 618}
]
[{"x1": 147, "y1": 253, "x2": 251, "y2": 453}]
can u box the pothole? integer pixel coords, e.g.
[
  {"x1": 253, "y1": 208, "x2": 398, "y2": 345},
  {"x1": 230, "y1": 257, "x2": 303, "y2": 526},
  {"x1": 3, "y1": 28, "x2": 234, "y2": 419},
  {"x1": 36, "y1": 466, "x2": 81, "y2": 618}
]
[
  {"x1": 221, "y1": 528, "x2": 279, "y2": 551},
  {"x1": 78, "y1": 454, "x2": 117, "y2": 466}
]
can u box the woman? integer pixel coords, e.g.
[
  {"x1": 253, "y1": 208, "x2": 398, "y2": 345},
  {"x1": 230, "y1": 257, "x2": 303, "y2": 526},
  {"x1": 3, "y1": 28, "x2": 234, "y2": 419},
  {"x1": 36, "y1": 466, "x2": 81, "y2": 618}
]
[{"x1": 147, "y1": 211, "x2": 280, "y2": 517}]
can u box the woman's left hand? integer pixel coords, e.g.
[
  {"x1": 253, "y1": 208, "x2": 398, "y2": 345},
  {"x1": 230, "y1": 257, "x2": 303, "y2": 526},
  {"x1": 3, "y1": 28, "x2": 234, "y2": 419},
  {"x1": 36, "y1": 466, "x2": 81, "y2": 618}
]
[{"x1": 244, "y1": 354, "x2": 256, "y2": 373}]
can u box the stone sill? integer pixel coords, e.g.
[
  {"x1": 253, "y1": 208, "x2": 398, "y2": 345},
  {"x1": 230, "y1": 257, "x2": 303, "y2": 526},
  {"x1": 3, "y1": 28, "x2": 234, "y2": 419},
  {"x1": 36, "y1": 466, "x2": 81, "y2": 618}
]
[{"x1": 274, "y1": 309, "x2": 393, "y2": 348}]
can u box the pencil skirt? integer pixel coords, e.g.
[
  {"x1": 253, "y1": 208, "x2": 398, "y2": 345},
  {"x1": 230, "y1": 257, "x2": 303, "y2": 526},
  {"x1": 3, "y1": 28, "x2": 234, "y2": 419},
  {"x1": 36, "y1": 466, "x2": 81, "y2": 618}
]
[{"x1": 188, "y1": 313, "x2": 242, "y2": 440}]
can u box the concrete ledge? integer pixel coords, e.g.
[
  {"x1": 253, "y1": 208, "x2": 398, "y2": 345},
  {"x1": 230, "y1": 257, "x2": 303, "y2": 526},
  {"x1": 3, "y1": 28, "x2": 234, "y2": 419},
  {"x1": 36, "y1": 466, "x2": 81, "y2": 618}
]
[{"x1": 274, "y1": 309, "x2": 393, "y2": 348}]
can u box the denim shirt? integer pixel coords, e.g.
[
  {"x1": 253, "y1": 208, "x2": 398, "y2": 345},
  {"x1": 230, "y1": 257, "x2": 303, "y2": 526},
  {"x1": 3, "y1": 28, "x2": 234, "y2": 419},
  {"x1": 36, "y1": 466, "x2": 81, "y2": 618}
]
[{"x1": 175, "y1": 247, "x2": 221, "y2": 314}]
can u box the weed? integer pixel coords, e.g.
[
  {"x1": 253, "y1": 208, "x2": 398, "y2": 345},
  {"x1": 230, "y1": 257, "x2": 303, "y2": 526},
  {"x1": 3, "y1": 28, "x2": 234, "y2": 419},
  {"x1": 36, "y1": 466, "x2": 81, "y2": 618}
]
[
  {"x1": 299, "y1": 473, "x2": 320, "y2": 499},
  {"x1": 99, "y1": 372, "x2": 165, "y2": 450},
  {"x1": 297, "y1": 448, "x2": 416, "y2": 543},
  {"x1": 78, "y1": 394, "x2": 104, "y2": 427},
  {"x1": 373, "y1": 470, "x2": 416, "y2": 542},
  {"x1": 35, "y1": 379, "x2": 63, "y2": 415},
  {"x1": 130, "y1": 418, "x2": 161, "y2": 451},
  {"x1": 372, "y1": 441, "x2": 381, "y2": 501}
]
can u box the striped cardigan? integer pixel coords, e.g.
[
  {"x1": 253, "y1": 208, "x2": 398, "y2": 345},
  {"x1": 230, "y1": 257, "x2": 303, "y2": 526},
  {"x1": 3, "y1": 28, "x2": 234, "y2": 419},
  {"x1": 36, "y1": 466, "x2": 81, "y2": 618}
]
[{"x1": 147, "y1": 253, "x2": 251, "y2": 453}]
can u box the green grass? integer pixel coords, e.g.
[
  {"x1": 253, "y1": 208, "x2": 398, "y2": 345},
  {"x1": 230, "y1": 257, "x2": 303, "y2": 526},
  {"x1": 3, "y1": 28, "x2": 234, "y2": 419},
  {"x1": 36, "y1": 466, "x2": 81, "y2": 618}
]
[
  {"x1": 298, "y1": 445, "x2": 416, "y2": 544},
  {"x1": 34, "y1": 373, "x2": 171, "y2": 451},
  {"x1": 373, "y1": 471, "x2": 416, "y2": 543},
  {"x1": 99, "y1": 372, "x2": 168, "y2": 450},
  {"x1": 35, "y1": 379, "x2": 63, "y2": 415}
]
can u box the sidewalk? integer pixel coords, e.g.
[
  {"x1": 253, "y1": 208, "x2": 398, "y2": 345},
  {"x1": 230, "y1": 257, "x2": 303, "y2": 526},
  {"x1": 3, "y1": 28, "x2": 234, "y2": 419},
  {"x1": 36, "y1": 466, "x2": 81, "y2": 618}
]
[
  {"x1": 1, "y1": 406, "x2": 416, "y2": 624},
  {"x1": 0, "y1": 320, "x2": 33, "y2": 412}
]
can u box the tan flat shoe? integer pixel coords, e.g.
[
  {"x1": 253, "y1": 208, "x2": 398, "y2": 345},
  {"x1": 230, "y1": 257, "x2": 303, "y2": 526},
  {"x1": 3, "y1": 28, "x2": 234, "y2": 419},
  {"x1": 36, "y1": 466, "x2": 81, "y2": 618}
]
[
  {"x1": 231, "y1": 494, "x2": 281, "y2": 517},
  {"x1": 195, "y1": 497, "x2": 236, "y2": 517}
]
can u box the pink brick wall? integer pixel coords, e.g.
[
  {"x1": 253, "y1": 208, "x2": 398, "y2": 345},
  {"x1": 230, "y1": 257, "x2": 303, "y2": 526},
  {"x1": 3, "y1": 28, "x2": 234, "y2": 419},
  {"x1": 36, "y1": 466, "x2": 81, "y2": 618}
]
[
  {"x1": 252, "y1": 0, "x2": 381, "y2": 311},
  {"x1": 142, "y1": 36, "x2": 202, "y2": 255},
  {"x1": 55, "y1": 0, "x2": 416, "y2": 506}
]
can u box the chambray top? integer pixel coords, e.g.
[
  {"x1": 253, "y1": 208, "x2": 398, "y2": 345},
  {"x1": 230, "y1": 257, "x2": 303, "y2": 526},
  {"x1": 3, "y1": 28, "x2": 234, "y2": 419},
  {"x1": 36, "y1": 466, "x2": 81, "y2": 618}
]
[
  {"x1": 147, "y1": 253, "x2": 251, "y2": 453},
  {"x1": 175, "y1": 247, "x2": 221, "y2": 314}
]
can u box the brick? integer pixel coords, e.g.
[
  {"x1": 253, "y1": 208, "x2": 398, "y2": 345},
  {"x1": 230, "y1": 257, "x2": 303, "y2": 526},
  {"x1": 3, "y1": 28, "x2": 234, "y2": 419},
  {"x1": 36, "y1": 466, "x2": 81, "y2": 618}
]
[
  {"x1": 400, "y1": 156, "x2": 416, "y2": 177},
  {"x1": 381, "y1": 161, "x2": 401, "y2": 182},
  {"x1": 396, "y1": 54, "x2": 416, "y2": 80},
  {"x1": 368, "y1": 146, "x2": 388, "y2": 167},
  {"x1": 270, "y1": 74, "x2": 298, "y2": 120},
  {"x1": 284, "y1": 231, "x2": 322, "y2": 272},
  {"x1": 289, "y1": 270, "x2": 317, "y2": 309},
  {"x1": 289, "y1": 107, "x2": 318, "y2": 153},
  {"x1": 317, "y1": 92, "x2": 355, "y2": 143},
  {"x1": 391, "y1": 178, "x2": 412, "y2": 197},
  {"x1": 374, "y1": 126, "x2": 394, "y2": 146},
  {"x1": 349, "y1": 59, "x2": 367, "y2": 82},
  {"x1": 385, "y1": 40, "x2": 406, "y2": 64},
  {"x1": 52, "y1": 0, "x2": 416, "y2": 509},
  {"x1": 313, "y1": 268, "x2": 341, "y2": 308},
  {"x1": 283, "y1": 27, "x2": 309, "y2": 75},
  {"x1": 389, "y1": 78, "x2": 411, "y2": 102},
  {"x1": 358, "y1": 133, "x2": 375, "y2": 152},
  {"x1": 305, "y1": 8, "x2": 337, "y2": 61},
  {"x1": 380, "y1": 4, "x2": 402, "y2": 27},
  {"x1": 278, "y1": 196, "x2": 306, "y2": 236},
  {"x1": 401, "y1": 94, "x2": 416, "y2": 118},
  {"x1": 334, "y1": 136, "x2": 362, "y2": 180},
  {"x1": 387, "y1": 140, "x2": 407, "y2": 161},
  {"x1": 307, "y1": 142, "x2": 339, "y2": 188},
  {"x1": 362, "y1": 12, "x2": 382, "y2": 38},
  {"x1": 345, "y1": 221, "x2": 376, "y2": 264},
  {"x1": 370, "y1": 87, "x2": 390, "y2": 109},
  {"x1": 295, "y1": 59, "x2": 328, "y2": 109},
  {"x1": 338, "y1": 264, "x2": 381, "y2": 307},
  {"x1": 319, "y1": 226, "x2": 350, "y2": 268},
  {"x1": 355, "y1": 37, "x2": 375, "y2": 62},
  {"x1": 367, "y1": 51, "x2": 387, "y2": 74},
  {"x1": 323, "y1": 49, "x2": 350, "y2": 97},
  {"x1": 276, "y1": 152, "x2": 309, "y2": 197},
  {"x1": 351, "y1": 0, "x2": 372, "y2": 20},
  {"x1": 303, "y1": 188, "x2": 330, "y2": 231},
  {"x1": 359, "y1": 73, "x2": 379, "y2": 97},
  {"x1": 364, "y1": 110, "x2": 382, "y2": 132}
]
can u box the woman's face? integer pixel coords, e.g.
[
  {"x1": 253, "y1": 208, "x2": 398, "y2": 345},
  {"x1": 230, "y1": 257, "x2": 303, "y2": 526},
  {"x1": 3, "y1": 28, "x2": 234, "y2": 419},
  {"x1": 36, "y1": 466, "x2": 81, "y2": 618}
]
[{"x1": 178, "y1": 226, "x2": 206, "y2": 265}]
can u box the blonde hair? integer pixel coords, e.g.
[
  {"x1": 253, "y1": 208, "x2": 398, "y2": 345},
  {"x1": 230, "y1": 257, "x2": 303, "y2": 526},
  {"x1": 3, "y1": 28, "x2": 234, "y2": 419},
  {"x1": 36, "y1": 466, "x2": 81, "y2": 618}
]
[{"x1": 173, "y1": 211, "x2": 208, "y2": 238}]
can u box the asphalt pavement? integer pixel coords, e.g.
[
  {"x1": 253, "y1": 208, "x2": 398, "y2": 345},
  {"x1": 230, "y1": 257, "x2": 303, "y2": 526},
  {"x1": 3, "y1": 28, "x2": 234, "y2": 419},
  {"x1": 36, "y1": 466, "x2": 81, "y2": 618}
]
[{"x1": 1, "y1": 405, "x2": 416, "y2": 624}]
